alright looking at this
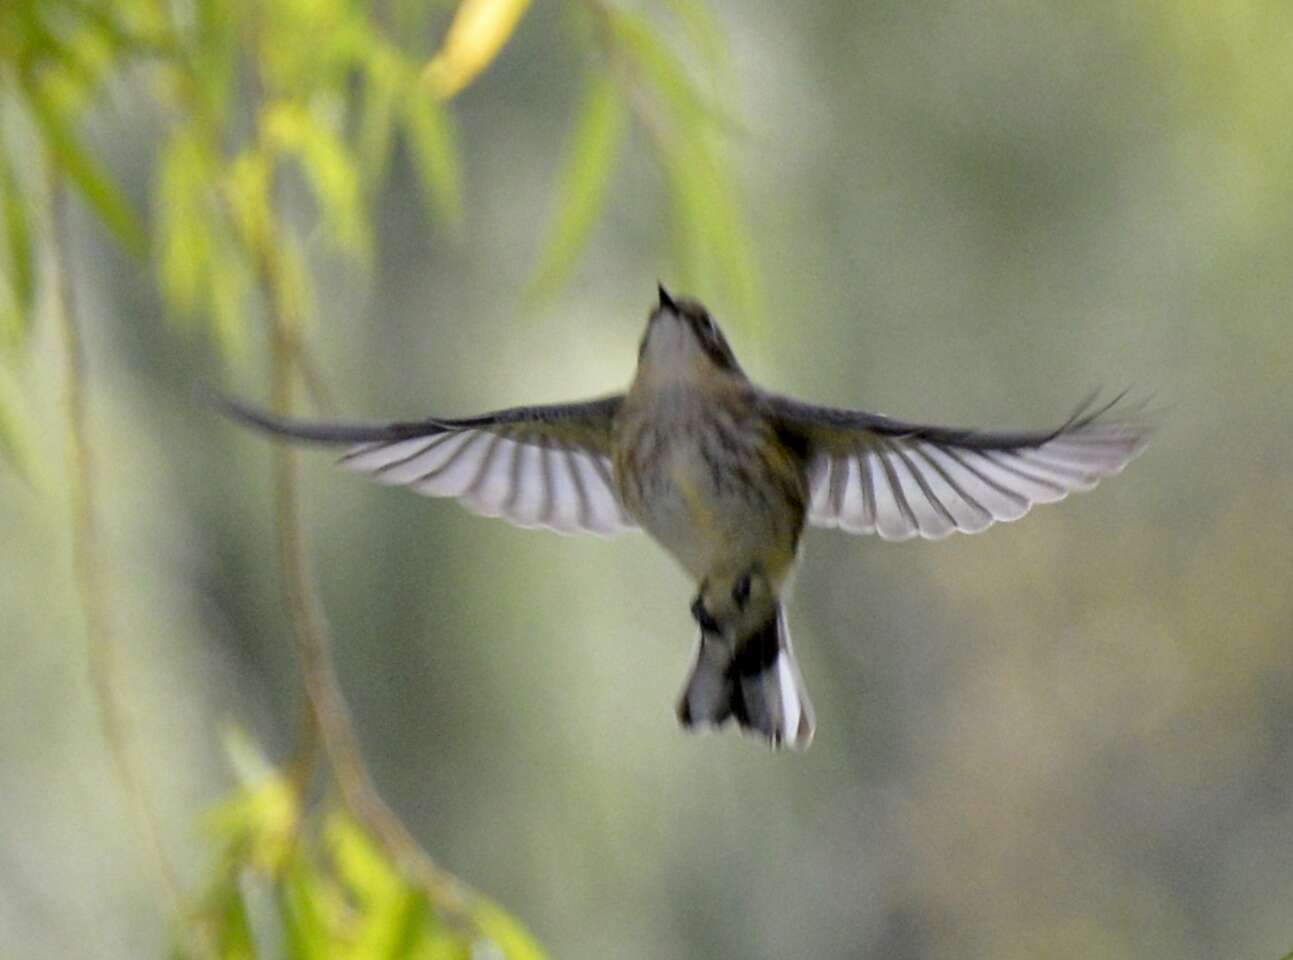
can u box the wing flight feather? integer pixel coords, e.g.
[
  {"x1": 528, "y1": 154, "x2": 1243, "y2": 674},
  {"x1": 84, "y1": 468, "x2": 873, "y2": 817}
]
[
  {"x1": 214, "y1": 393, "x2": 636, "y2": 536},
  {"x1": 766, "y1": 391, "x2": 1150, "y2": 541}
]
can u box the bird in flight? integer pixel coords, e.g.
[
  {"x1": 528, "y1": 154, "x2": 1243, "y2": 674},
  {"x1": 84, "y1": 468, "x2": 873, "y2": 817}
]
[{"x1": 217, "y1": 285, "x2": 1149, "y2": 750}]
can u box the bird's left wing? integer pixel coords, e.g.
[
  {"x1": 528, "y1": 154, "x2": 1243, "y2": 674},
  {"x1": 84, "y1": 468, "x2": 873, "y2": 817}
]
[
  {"x1": 215, "y1": 394, "x2": 637, "y2": 536},
  {"x1": 763, "y1": 392, "x2": 1150, "y2": 541}
]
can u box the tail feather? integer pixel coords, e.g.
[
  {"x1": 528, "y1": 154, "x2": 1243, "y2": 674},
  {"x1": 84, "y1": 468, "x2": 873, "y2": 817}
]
[
  {"x1": 677, "y1": 634, "x2": 735, "y2": 728},
  {"x1": 677, "y1": 606, "x2": 815, "y2": 750}
]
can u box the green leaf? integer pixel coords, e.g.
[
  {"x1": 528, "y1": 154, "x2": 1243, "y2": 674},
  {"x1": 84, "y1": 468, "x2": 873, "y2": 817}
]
[
  {"x1": 662, "y1": 0, "x2": 730, "y2": 83},
  {"x1": 208, "y1": 239, "x2": 251, "y2": 359},
  {"x1": 0, "y1": 361, "x2": 37, "y2": 483},
  {"x1": 607, "y1": 8, "x2": 721, "y2": 132},
  {"x1": 224, "y1": 148, "x2": 274, "y2": 257},
  {"x1": 419, "y1": 933, "x2": 472, "y2": 960},
  {"x1": 358, "y1": 52, "x2": 401, "y2": 191},
  {"x1": 357, "y1": 886, "x2": 429, "y2": 960},
  {"x1": 281, "y1": 855, "x2": 338, "y2": 960},
  {"x1": 263, "y1": 101, "x2": 369, "y2": 258},
  {"x1": 659, "y1": 139, "x2": 761, "y2": 332},
  {"x1": 276, "y1": 229, "x2": 316, "y2": 334},
  {"x1": 326, "y1": 814, "x2": 440, "y2": 960},
  {"x1": 205, "y1": 732, "x2": 298, "y2": 873},
  {"x1": 401, "y1": 86, "x2": 462, "y2": 226},
  {"x1": 472, "y1": 899, "x2": 548, "y2": 960},
  {"x1": 156, "y1": 138, "x2": 251, "y2": 358},
  {"x1": 220, "y1": 724, "x2": 278, "y2": 788},
  {"x1": 210, "y1": 877, "x2": 257, "y2": 960},
  {"x1": 327, "y1": 814, "x2": 399, "y2": 906},
  {"x1": 0, "y1": 146, "x2": 34, "y2": 349},
  {"x1": 23, "y1": 77, "x2": 145, "y2": 255},
  {"x1": 527, "y1": 70, "x2": 625, "y2": 303},
  {"x1": 689, "y1": 146, "x2": 760, "y2": 330},
  {"x1": 156, "y1": 130, "x2": 213, "y2": 316}
]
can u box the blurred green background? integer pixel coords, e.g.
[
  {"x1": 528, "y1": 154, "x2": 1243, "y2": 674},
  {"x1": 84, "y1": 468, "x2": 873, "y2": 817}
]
[{"x1": 2, "y1": 1, "x2": 1292, "y2": 958}]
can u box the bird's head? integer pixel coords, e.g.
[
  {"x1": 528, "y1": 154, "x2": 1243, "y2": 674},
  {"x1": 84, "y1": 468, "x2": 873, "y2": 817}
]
[{"x1": 637, "y1": 283, "x2": 743, "y2": 379}]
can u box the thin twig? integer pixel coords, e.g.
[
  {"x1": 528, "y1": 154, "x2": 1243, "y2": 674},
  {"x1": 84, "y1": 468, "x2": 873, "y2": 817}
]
[
  {"x1": 251, "y1": 211, "x2": 475, "y2": 923},
  {"x1": 49, "y1": 169, "x2": 209, "y2": 955},
  {"x1": 291, "y1": 333, "x2": 337, "y2": 415}
]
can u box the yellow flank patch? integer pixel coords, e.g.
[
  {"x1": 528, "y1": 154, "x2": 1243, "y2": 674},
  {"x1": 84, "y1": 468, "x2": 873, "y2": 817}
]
[{"x1": 672, "y1": 464, "x2": 716, "y2": 535}]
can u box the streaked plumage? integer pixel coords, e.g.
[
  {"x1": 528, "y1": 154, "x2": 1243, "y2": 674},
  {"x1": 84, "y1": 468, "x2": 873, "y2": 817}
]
[{"x1": 216, "y1": 285, "x2": 1150, "y2": 750}]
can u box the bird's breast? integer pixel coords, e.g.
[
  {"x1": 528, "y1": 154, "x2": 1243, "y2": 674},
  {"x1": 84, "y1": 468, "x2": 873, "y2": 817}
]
[{"x1": 613, "y1": 387, "x2": 807, "y2": 581}]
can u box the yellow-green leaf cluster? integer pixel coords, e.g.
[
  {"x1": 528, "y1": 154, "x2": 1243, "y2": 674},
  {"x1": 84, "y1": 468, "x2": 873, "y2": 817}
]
[
  {"x1": 187, "y1": 740, "x2": 547, "y2": 960},
  {"x1": 182, "y1": 730, "x2": 547, "y2": 959},
  {"x1": 148, "y1": 0, "x2": 464, "y2": 357},
  {"x1": 0, "y1": 0, "x2": 161, "y2": 476},
  {"x1": 526, "y1": 1, "x2": 760, "y2": 328},
  {"x1": 527, "y1": 69, "x2": 627, "y2": 303},
  {"x1": 606, "y1": 5, "x2": 760, "y2": 328}
]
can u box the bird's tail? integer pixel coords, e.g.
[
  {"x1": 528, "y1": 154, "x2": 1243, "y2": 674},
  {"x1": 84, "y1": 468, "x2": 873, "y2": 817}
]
[{"x1": 676, "y1": 605, "x2": 815, "y2": 750}]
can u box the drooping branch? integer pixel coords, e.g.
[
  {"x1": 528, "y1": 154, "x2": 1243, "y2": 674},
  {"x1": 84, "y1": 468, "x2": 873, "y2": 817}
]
[
  {"x1": 248, "y1": 201, "x2": 475, "y2": 922},
  {"x1": 49, "y1": 169, "x2": 206, "y2": 953}
]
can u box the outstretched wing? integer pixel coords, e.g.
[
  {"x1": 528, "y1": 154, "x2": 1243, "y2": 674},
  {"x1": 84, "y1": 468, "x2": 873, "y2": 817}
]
[
  {"x1": 765, "y1": 392, "x2": 1150, "y2": 541},
  {"x1": 215, "y1": 393, "x2": 636, "y2": 536}
]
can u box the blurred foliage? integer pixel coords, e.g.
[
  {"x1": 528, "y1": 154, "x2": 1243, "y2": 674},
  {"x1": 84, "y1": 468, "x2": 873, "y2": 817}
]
[
  {"x1": 0, "y1": 0, "x2": 757, "y2": 440},
  {"x1": 0, "y1": 0, "x2": 155, "y2": 469},
  {"x1": 7, "y1": 2, "x2": 1292, "y2": 959},
  {"x1": 0, "y1": 0, "x2": 152, "y2": 267},
  {"x1": 526, "y1": 69, "x2": 626, "y2": 303},
  {"x1": 0, "y1": 0, "x2": 757, "y2": 957},
  {"x1": 150, "y1": 0, "x2": 462, "y2": 356},
  {"x1": 183, "y1": 734, "x2": 544, "y2": 960}
]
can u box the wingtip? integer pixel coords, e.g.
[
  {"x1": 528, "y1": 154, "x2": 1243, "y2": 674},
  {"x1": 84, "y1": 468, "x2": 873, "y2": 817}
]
[
  {"x1": 201, "y1": 386, "x2": 280, "y2": 434},
  {"x1": 1065, "y1": 387, "x2": 1163, "y2": 441}
]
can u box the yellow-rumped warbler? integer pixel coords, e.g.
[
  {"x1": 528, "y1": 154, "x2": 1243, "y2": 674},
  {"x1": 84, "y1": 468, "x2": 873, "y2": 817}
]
[{"x1": 217, "y1": 284, "x2": 1149, "y2": 750}]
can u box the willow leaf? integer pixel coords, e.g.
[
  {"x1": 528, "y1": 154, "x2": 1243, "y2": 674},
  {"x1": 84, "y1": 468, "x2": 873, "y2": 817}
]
[
  {"x1": 281, "y1": 856, "x2": 335, "y2": 960},
  {"x1": 527, "y1": 71, "x2": 625, "y2": 303},
  {"x1": 473, "y1": 899, "x2": 548, "y2": 960},
  {"x1": 0, "y1": 147, "x2": 34, "y2": 348},
  {"x1": 156, "y1": 131, "x2": 212, "y2": 316},
  {"x1": 326, "y1": 814, "x2": 399, "y2": 906},
  {"x1": 607, "y1": 8, "x2": 715, "y2": 132},
  {"x1": 211, "y1": 878, "x2": 256, "y2": 960},
  {"x1": 24, "y1": 80, "x2": 145, "y2": 254},
  {"x1": 659, "y1": 145, "x2": 712, "y2": 296},
  {"x1": 358, "y1": 887, "x2": 428, "y2": 960},
  {"x1": 691, "y1": 144, "x2": 760, "y2": 328},
  {"x1": 402, "y1": 88, "x2": 462, "y2": 226},
  {"x1": 423, "y1": 0, "x2": 532, "y2": 101},
  {"x1": 662, "y1": 0, "x2": 730, "y2": 82},
  {"x1": 0, "y1": 362, "x2": 37, "y2": 483},
  {"x1": 223, "y1": 149, "x2": 274, "y2": 258},
  {"x1": 358, "y1": 52, "x2": 401, "y2": 191},
  {"x1": 208, "y1": 240, "x2": 250, "y2": 359},
  {"x1": 658, "y1": 137, "x2": 761, "y2": 330},
  {"x1": 262, "y1": 102, "x2": 368, "y2": 257}
]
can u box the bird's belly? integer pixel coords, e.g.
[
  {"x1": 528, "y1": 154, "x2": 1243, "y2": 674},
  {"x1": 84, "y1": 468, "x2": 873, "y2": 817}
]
[{"x1": 629, "y1": 444, "x2": 793, "y2": 582}]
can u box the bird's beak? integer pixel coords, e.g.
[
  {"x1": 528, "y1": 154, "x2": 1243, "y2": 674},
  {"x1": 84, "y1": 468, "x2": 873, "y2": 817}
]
[{"x1": 657, "y1": 281, "x2": 677, "y2": 313}]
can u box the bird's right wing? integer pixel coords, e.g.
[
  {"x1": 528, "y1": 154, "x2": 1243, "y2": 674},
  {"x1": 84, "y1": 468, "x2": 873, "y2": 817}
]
[
  {"x1": 215, "y1": 393, "x2": 637, "y2": 536},
  {"x1": 765, "y1": 392, "x2": 1151, "y2": 541}
]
